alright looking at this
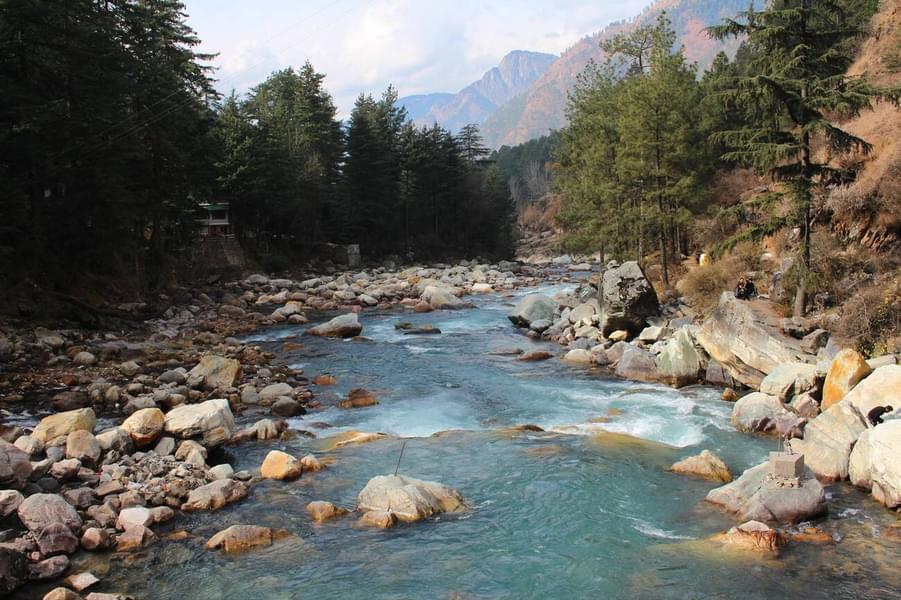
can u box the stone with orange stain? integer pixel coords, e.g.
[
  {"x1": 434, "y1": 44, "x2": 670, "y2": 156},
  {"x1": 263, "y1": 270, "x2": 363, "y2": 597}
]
[
  {"x1": 313, "y1": 374, "x2": 337, "y2": 386},
  {"x1": 790, "y1": 527, "x2": 833, "y2": 545},
  {"x1": 822, "y1": 348, "x2": 872, "y2": 409},
  {"x1": 358, "y1": 510, "x2": 397, "y2": 529},
  {"x1": 709, "y1": 520, "x2": 784, "y2": 554},
  {"x1": 260, "y1": 450, "x2": 302, "y2": 480}
]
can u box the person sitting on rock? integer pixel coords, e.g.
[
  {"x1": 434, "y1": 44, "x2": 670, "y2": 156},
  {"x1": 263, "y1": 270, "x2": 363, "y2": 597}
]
[
  {"x1": 745, "y1": 278, "x2": 758, "y2": 299},
  {"x1": 735, "y1": 278, "x2": 749, "y2": 300},
  {"x1": 867, "y1": 405, "x2": 893, "y2": 426}
]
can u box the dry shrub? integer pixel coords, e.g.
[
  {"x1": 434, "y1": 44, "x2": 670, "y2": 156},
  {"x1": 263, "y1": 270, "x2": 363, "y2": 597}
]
[
  {"x1": 834, "y1": 275, "x2": 901, "y2": 357},
  {"x1": 677, "y1": 256, "x2": 739, "y2": 315}
]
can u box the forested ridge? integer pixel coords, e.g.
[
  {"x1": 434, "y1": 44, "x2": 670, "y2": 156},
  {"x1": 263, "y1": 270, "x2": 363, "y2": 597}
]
[{"x1": 0, "y1": 0, "x2": 515, "y2": 304}]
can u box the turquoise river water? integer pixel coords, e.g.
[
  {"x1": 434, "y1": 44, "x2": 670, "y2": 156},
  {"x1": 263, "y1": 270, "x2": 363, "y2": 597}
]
[{"x1": 28, "y1": 281, "x2": 901, "y2": 600}]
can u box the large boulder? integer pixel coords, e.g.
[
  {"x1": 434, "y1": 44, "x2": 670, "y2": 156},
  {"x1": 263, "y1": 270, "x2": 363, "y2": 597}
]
[
  {"x1": 706, "y1": 461, "x2": 826, "y2": 524},
  {"x1": 615, "y1": 345, "x2": 660, "y2": 383},
  {"x1": 188, "y1": 355, "x2": 241, "y2": 390},
  {"x1": 670, "y1": 450, "x2": 733, "y2": 482},
  {"x1": 695, "y1": 293, "x2": 807, "y2": 389},
  {"x1": 654, "y1": 326, "x2": 703, "y2": 387},
  {"x1": 841, "y1": 365, "x2": 901, "y2": 417},
  {"x1": 848, "y1": 420, "x2": 901, "y2": 508},
  {"x1": 306, "y1": 313, "x2": 363, "y2": 338},
  {"x1": 731, "y1": 392, "x2": 805, "y2": 437},
  {"x1": 120, "y1": 408, "x2": 165, "y2": 447},
  {"x1": 260, "y1": 450, "x2": 302, "y2": 480},
  {"x1": 32, "y1": 408, "x2": 96, "y2": 443},
  {"x1": 163, "y1": 399, "x2": 235, "y2": 447},
  {"x1": 788, "y1": 401, "x2": 867, "y2": 481},
  {"x1": 759, "y1": 362, "x2": 819, "y2": 402},
  {"x1": 821, "y1": 348, "x2": 872, "y2": 409},
  {"x1": 17, "y1": 493, "x2": 82, "y2": 533},
  {"x1": 0, "y1": 440, "x2": 32, "y2": 489},
  {"x1": 598, "y1": 261, "x2": 660, "y2": 336},
  {"x1": 508, "y1": 294, "x2": 556, "y2": 328},
  {"x1": 422, "y1": 285, "x2": 464, "y2": 310},
  {"x1": 356, "y1": 474, "x2": 465, "y2": 522}
]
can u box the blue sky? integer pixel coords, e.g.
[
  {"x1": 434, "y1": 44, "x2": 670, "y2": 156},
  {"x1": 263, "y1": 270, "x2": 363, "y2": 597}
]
[{"x1": 183, "y1": 0, "x2": 650, "y2": 116}]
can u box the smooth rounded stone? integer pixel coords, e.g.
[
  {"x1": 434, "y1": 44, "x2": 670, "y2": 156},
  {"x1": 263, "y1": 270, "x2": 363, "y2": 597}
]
[
  {"x1": 253, "y1": 419, "x2": 284, "y2": 441},
  {"x1": 73, "y1": 351, "x2": 96, "y2": 367},
  {"x1": 240, "y1": 386, "x2": 261, "y2": 405},
  {"x1": 18, "y1": 493, "x2": 83, "y2": 533},
  {"x1": 821, "y1": 348, "x2": 872, "y2": 409},
  {"x1": 760, "y1": 362, "x2": 819, "y2": 402},
  {"x1": 153, "y1": 436, "x2": 176, "y2": 457},
  {"x1": 33, "y1": 409, "x2": 96, "y2": 444},
  {"x1": 259, "y1": 383, "x2": 293, "y2": 402},
  {"x1": 569, "y1": 302, "x2": 598, "y2": 325},
  {"x1": 0, "y1": 490, "x2": 24, "y2": 518},
  {"x1": 271, "y1": 398, "x2": 304, "y2": 417},
  {"x1": 116, "y1": 507, "x2": 153, "y2": 532},
  {"x1": 339, "y1": 388, "x2": 378, "y2": 409},
  {"x1": 159, "y1": 369, "x2": 187, "y2": 385},
  {"x1": 0, "y1": 547, "x2": 28, "y2": 594},
  {"x1": 120, "y1": 408, "x2": 165, "y2": 447},
  {"x1": 841, "y1": 365, "x2": 901, "y2": 417},
  {"x1": 731, "y1": 392, "x2": 805, "y2": 437},
  {"x1": 14, "y1": 434, "x2": 44, "y2": 457},
  {"x1": 0, "y1": 439, "x2": 32, "y2": 489},
  {"x1": 670, "y1": 450, "x2": 733, "y2": 482},
  {"x1": 709, "y1": 520, "x2": 784, "y2": 554},
  {"x1": 306, "y1": 501, "x2": 348, "y2": 523},
  {"x1": 608, "y1": 330, "x2": 630, "y2": 343},
  {"x1": 260, "y1": 451, "x2": 302, "y2": 480},
  {"x1": 175, "y1": 440, "x2": 207, "y2": 467},
  {"x1": 42, "y1": 587, "x2": 82, "y2": 600},
  {"x1": 508, "y1": 294, "x2": 556, "y2": 328},
  {"x1": 187, "y1": 355, "x2": 242, "y2": 390},
  {"x1": 422, "y1": 285, "x2": 464, "y2": 310},
  {"x1": 695, "y1": 293, "x2": 806, "y2": 389},
  {"x1": 471, "y1": 283, "x2": 493, "y2": 294},
  {"x1": 209, "y1": 464, "x2": 234, "y2": 480},
  {"x1": 789, "y1": 400, "x2": 869, "y2": 481},
  {"x1": 614, "y1": 345, "x2": 660, "y2": 383},
  {"x1": 37, "y1": 523, "x2": 79, "y2": 556},
  {"x1": 116, "y1": 524, "x2": 156, "y2": 552},
  {"x1": 118, "y1": 360, "x2": 142, "y2": 377},
  {"x1": 50, "y1": 458, "x2": 82, "y2": 480},
  {"x1": 306, "y1": 313, "x2": 363, "y2": 338},
  {"x1": 65, "y1": 572, "x2": 99, "y2": 592},
  {"x1": 205, "y1": 525, "x2": 288, "y2": 554},
  {"x1": 312, "y1": 374, "x2": 337, "y2": 386},
  {"x1": 528, "y1": 319, "x2": 552, "y2": 334},
  {"x1": 790, "y1": 392, "x2": 820, "y2": 420},
  {"x1": 181, "y1": 479, "x2": 248, "y2": 512},
  {"x1": 562, "y1": 349, "x2": 592, "y2": 365},
  {"x1": 516, "y1": 351, "x2": 553, "y2": 362},
  {"x1": 705, "y1": 461, "x2": 826, "y2": 524},
  {"x1": 299, "y1": 454, "x2": 324, "y2": 472},
  {"x1": 80, "y1": 527, "x2": 111, "y2": 551},
  {"x1": 29, "y1": 555, "x2": 70, "y2": 581},
  {"x1": 848, "y1": 420, "x2": 901, "y2": 508},
  {"x1": 150, "y1": 506, "x2": 175, "y2": 525},
  {"x1": 654, "y1": 326, "x2": 703, "y2": 387},
  {"x1": 356, "y1": 474, "x2": 465, "y2": 522},
  {"x1": 65, "y1": 431, "x2": 100, "y2": 466},
  {"x1": 358, "y1": 510, "x2": 398, "y2": 529},
  {"x1": 163, "y1": 399, "x2": 235, "y2": 447}
]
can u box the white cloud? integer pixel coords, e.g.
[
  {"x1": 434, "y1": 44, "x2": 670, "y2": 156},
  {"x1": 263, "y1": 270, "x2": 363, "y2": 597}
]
[{"x1": 185, "y1": 0, "x2": 649, "y2": 114}]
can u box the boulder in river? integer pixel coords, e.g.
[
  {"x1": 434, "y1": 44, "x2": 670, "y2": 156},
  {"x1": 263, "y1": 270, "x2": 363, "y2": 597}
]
[
  {"x1": 508, "y1": 294, "x2": 556, "y2": 328},
  {"x1": 187, "y1": 355, "x2": 242, "y2": 390},
  {"x1": 356, "y1": 474, "x2": 465, "y2": 522},
  {"x1": 708, "y1": 520, "x2": 785, "y2": 554},
  {"x1": 759, "y1": 362, "x2": 819, "y2": 402},
  {"x1": 706, "y1": 460, "x2": 826, "y2": 524},
  {"x1": 790, "y1": 400, "x2": 868, "y2": 481},
  {"x1": 205, "y1": 525, "x2": 289, "y2": 554},
  {"x1": 339, "y1": 388, "x2": 378, "y2": 409},
  {"x1": 306, "y1": 313, "x2": 363, "y2": 338},
  {"x1": 32, "y1": 408, "x2": 96, "y2": 443},
  {"x1": 163, "y1": 399, "x2": 235, "y2": 447},
  {"x1": 731, "y1": 392, "x2": 805, "y2": 437},
  {"x1": 422, "y1": 285, "x2": 465, "y2": 310},
  {"x1": 670, "y1": 450, "x2": 733, "y2": 482},
  {"x1": 695, "y1": 293, "x2": 808, "y2": 389},
  {"x1": 848, "y1": 419, "x2": 901, "y2": 508},
  {"x1": 654, "y1": 326, "x2": 703, "y2": 387},
  {"x1": 821, "y1": 348, "x2": 871, "y2": 409},
  {"x1": 840, "y1": 364, "x2": 901, "y2": 417},
  {"x1": 306, "y1": 501, "x2": 349, "y2": 523},
  {"x1": 182, "y1": 479, "x2": 248, "y2": 512},
  {"x1": 598, "y1": 261, "x2": 660, "y2": 336},
  {"x1": 614, "y1": 345, "x2": 660, "y2": 383},
  {"x1": 260, "y1": 450, "x2": 302, "y2": 480}
]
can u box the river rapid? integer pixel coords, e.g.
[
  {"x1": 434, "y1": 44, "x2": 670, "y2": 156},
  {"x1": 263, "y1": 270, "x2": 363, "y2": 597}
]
[{"x1": 57, "y1": 281, "x2": 900, "y2": 600}]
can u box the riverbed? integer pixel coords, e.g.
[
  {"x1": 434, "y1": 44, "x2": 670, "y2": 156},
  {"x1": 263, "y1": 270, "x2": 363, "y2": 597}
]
[{"x1": 55, "y1": 282, "x2": 901, "y2": 600}]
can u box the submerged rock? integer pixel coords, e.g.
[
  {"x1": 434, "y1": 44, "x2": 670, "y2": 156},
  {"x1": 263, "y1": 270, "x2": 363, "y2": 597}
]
[
  {"x1": 708, "y1": 520, "x2": 785, "y2": 554},
  {"x1": 306, "y1": 501, "x2": 349, "y2": 523},
  {"x1": 356, "y1": 474, "x2": 465, "y2": 522},
  {"x1": 339, "y1": 388, "x2": 378, "y2": 409},
  {"x1": 205, "y1": 525, "x2": 288, "y2": 554},
  {"x1": 670, "y1": 450, "x2": 733, "y2": 482},
  {"x1": 706, "y1": 460, "x2": 826, "y2": 524}
]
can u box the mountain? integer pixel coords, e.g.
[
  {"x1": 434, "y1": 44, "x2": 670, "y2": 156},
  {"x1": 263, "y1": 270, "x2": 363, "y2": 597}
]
[
  {"x1": 398, "y1": 50, "x2": 557, "y2": 133},
  {"x1": 481, "y1": 0, "x2": 767, "y2": 148}
]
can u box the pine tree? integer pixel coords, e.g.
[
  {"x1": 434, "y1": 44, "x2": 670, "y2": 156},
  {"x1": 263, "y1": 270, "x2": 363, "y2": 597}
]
[{"x1": 709, "y1": 0, "x2": 893, "y2": 315}]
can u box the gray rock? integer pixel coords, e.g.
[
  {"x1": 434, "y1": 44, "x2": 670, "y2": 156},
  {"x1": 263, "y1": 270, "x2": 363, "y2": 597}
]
[
  {"x1": 789, "y1": 401, "x2": 867, "y2": 481},
  {"x1": 848, "y1": 420, "x2": 901, "y2": 508},
  {"x1": 731, "y1": 392, "x2": 805, "y2": 437},
  {"x1": 654, "y1": 326, "x2": 702, "y2": 387},
  {"x1": 759, "y1": 362, "x2": 819, "y2": 402},
  {"x1": 801, "y1": 329, "x2": 829, "y2": 353},
  {"x1": 163, "y1": 399, "x2": 235, "y2": 447},
  {"x1": 508, "y1": 294, "x2": 556, "y2": 328},
  {"x1": 706, "y1": 460, "x2": 826, "y2": 524},
  {"x1": 305, "y1": 313, "x2": 363, "y2": 338},
  {"x1": 598, "y1": 261, "x2": 660, "y2": 336},
  {"x1": 615, "y1": 346, "x2": 660, "y2": 383},
  {"x1": 259, "y1": 383, "x2": 292, "y2": 402},
  {"x1": 0, "y1": 440, "x2": 32, "y2": 489},
  {"x1": 17, "y1": 493, "x2": 82, "y2": 533}
]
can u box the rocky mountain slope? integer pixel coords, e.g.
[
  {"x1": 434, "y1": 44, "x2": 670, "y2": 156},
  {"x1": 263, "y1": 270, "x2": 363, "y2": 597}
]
[
  {"x1": 481, "y1": 0, "x2": 766, "y2": 148},
  {"x1": 398, "y1": 50, "x2": 557, "y2": 133}
]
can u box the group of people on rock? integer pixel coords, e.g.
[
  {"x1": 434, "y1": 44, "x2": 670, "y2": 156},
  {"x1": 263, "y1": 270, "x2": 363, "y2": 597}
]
[{"x1": 734, "y1": 277, "x2": 758, "y2": 300}]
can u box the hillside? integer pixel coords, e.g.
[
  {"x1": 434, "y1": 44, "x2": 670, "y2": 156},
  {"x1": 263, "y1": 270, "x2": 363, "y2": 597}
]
[
  {"x1": 482, "y1": 0, "x2": 765, "y2": 148},
  {"x1": 398, "y1": 50, "x2": 557, "y2": 133}
]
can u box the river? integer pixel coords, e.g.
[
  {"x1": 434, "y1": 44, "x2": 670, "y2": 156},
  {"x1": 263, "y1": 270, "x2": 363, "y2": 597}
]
[{"x1": 68, "y1": 281, "x2": 900, "y2": 600}]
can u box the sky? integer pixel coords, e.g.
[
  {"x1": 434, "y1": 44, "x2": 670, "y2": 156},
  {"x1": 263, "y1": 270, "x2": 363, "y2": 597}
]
[{"x1": 182, "y1": 0, "x2": 651, "y2": 116}]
